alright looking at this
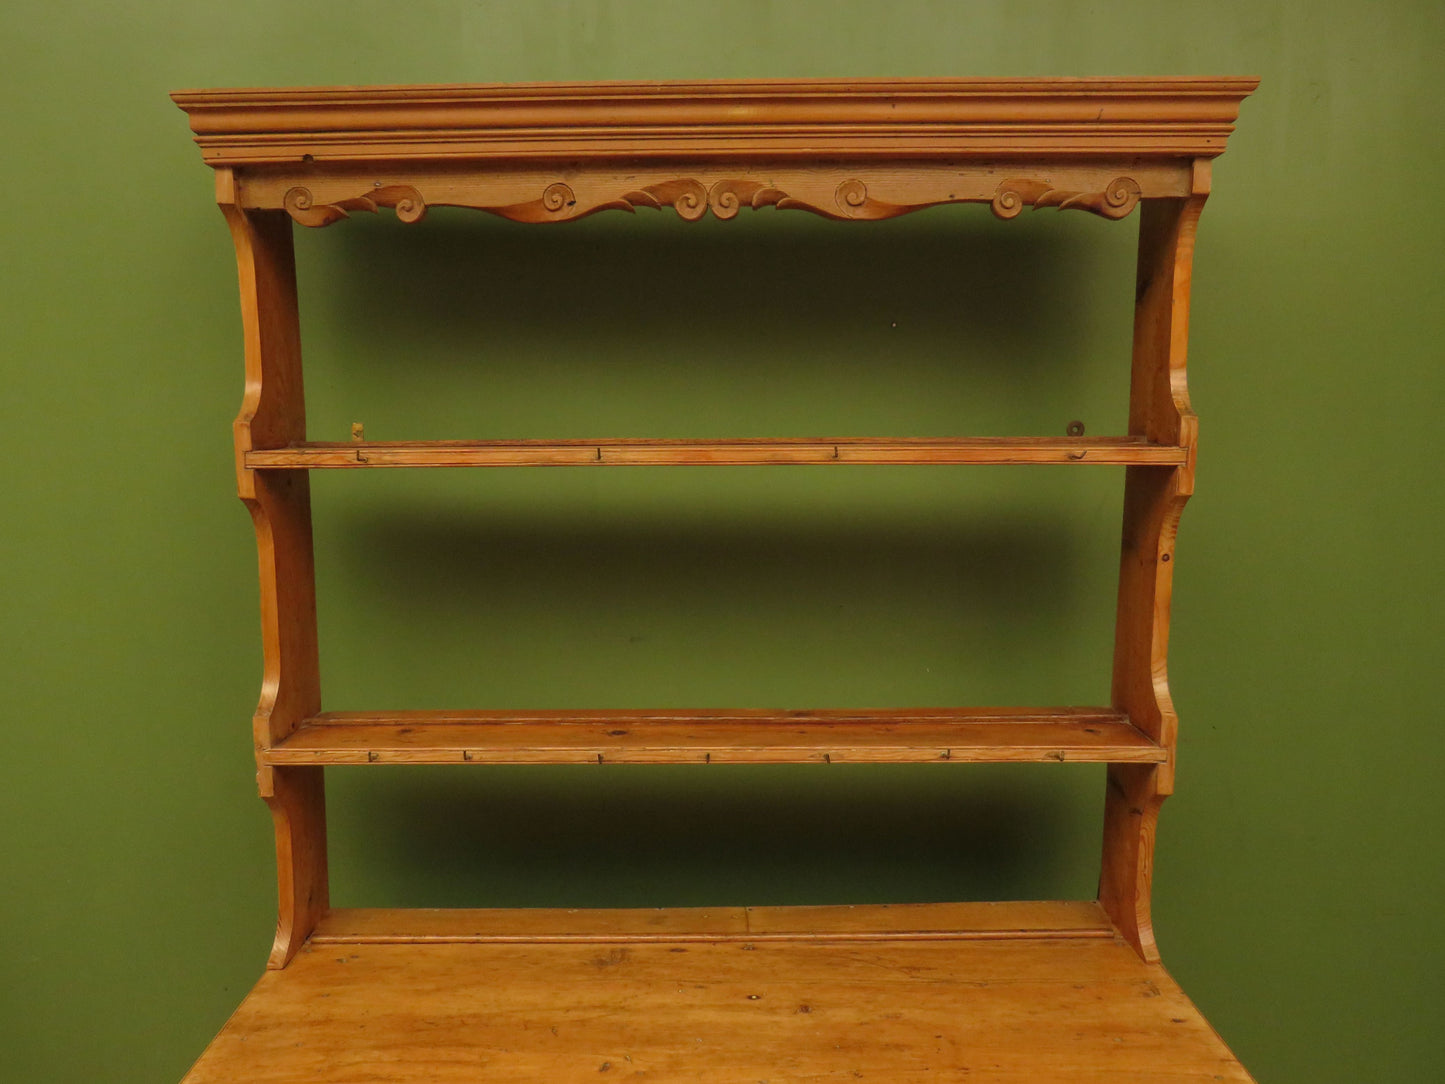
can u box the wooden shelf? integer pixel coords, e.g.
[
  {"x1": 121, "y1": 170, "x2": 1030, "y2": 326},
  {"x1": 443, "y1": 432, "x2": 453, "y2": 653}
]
[
  {"x1": 265, "y1": 707, "x2": 1166, "y2": 766},
  {"x1": 245, "y1": 437, "x2": 1188, "y2": 469},
  {"x1": 173, "y1": 75, "x2": 1259, "y2": 1083},
  {"x1": 181, "y1": 902, "x2": 1252, "y2": 1083}
]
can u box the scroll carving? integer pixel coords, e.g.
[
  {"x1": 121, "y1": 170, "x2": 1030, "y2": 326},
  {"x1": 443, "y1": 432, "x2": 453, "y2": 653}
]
[
  {"x1": 990, "y1": 176, "x2": 1141, "y2": 220},
  {"x1": 830, "y1": 178, "x2": 925, "y2": 220},
  {"x1": 504, "y1": 177, "x2": 931, "y2": 223},
  {"x1": 283, "y1": 185, "x2": 427, "y2": 227},
  {"x1": 624, "y1": 177, "x2": 937, "y2": 221},
  {"x1": 280, "y1": 176, "x2": 1144, "y2": 227},
  {"x1": 621, "y1": 178, "x2": 712, "y2": 220}
]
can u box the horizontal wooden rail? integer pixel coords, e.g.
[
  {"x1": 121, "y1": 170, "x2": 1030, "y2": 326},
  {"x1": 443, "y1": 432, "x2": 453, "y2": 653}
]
[
  {"x1": 246, "y1": 436, "x2": 1187, "y2": 468},
  {"x1": 264, "y1": 707, "x2": 1166, "y2": 766},
  {"x1": 310, "y1": 901, "x2": 1119, "y2": 944}
]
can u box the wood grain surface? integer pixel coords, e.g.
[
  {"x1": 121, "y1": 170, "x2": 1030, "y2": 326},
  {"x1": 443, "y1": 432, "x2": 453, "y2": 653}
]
[
  {"x1": 1099, "y1": 162, "x2": 1210, "y2": 962},
  {"x1": 311, "y1": 901, "x2": 1117, "y2": 944},
  {"x1": 172, "y1": 78, "x2": 1259, "y2": 168},
  {"x1": 219, "y1": 177, "x2": 327, "y2": 967},
  {"x1": 181, "y1": 906, "x2": 1254, "y2": 1083},
  {"x1": 265, "y1": 707, "x2": 1164, "y2": 765},
  {"x1": 245, "y1": 436, "x2": 1187, "y2": 468},
  {"x1": 175, "y1": 74, "x2": 1258, "y2": 1082}
]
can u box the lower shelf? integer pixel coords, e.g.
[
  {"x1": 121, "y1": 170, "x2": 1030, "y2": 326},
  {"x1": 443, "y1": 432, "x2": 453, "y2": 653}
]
[{"x1": 182, "y1": 903, "x2": 1253, "y2": 1083}]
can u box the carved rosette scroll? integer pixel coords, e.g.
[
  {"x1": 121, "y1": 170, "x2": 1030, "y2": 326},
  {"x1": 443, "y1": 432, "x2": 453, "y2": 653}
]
[
  {"x1": 281, "y1": 176, "x2": 1143, "y2": 227},
  {"x1": 990, "y1": 176, "x2": 1141, "y2": 220},
  {"x1": 283, "y1": 185, "x2": 427, "y2": 227},
  {"x1": 515, "y1": 177, "x2": 928, "y2": 223}
]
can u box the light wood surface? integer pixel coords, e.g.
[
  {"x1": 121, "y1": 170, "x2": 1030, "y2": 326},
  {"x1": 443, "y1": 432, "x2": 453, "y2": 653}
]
[
  {"x1": 261, "y1": 766, "x2": 327, "y2": 970},
  {"x1": 181, "y1": 904, "x2": 1253, "y2": 1083},
  {"x1": 250, "y1": 164, "x2": 1181, "y2": 226},
  {"x1": 174, "y1": 80, "x2": 1255, "y2": 230},
  {"x1": 1099, "y1": 162, "x2": 1209, "y2": 962},
  {"x1": 174, "y1": 75, "x2": 1257, "y2": 1082},
  {"x1": 311, "y1": 901, "x2": 1116, "y2": 943},
  {"x1": 265, "y1": 707, "x2": 1164, "y2": 765},
  {"x1": 246, "y1": 436, "x2": 1186, "y2": 468},
  {"x1": 172, "y1": 78, "x2": 1258, "y2": 168},
  {"x1": 219, "y1": 175, "x2": 327, "y2": 967}
]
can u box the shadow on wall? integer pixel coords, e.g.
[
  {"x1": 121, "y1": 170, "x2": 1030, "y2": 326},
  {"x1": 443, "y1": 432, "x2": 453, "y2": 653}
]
[
  {"x1": 293, "y1": 202, "x2": 1136, "y2": 908},
  {"x1": 326, "y1": 763, "x2": 1106, "y2": 909},
  {"x1": 312, "y1": 499, "x2": 1114, "y2": 707},
  {"x1": 295, "y1": 204, "x2": 1135, "y2": 439}
]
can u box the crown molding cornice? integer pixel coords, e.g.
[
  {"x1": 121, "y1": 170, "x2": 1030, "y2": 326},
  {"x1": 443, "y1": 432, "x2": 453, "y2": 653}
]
[{"x1": 172, "y1": 77, "x2": 1259, "y2": 169}]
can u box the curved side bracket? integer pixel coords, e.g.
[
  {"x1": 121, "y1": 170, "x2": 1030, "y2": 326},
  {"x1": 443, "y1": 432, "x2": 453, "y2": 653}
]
[
  {"x1": 264, "y1": 766, "x2": 328, "y2": 968},
  {"x1": 1100, "y1": 160, "x2": 1210, "y2": 962},
  {"x1": 219, "y1": 169, "x2": 327, "y2": 967}
]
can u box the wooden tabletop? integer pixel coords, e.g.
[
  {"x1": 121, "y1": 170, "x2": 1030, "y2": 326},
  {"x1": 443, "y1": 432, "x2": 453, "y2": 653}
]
[{"x1": 182, "y1": 902, "x2": 1254, "y2": 1083}]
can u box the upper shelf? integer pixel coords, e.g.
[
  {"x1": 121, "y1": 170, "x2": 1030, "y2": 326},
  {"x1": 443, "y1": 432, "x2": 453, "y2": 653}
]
[
  {"x1": 172, "y1": 78, "x2": 1257, "y2": 228},
  {"x1": 248, "y1": 436, "x2": 1188, "y2": 469}
]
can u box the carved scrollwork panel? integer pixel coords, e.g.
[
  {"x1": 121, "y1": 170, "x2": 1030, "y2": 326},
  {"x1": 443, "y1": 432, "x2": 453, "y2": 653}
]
[
  {"x1": 280, "y1": 175, "x2": 1144, "y2": 228},
  {"x1": 283, "y1": 185, "x2": 427, "y2": 227},
  {"x1": 825, "y1": 179, "x2": 931, "y2": 221},
  {"x1": 990, "y1": 176, "x2": 1141, "y2": 220},
  {"x1": 475, "y1": 177, "x2": 939, "y2": 224},
  {"x1": 483, "y1": 182, "x2": 590, "y2": 223},
  {"x1": 624, "y1": 178, "x2": 710, "y2": 220},
  {"x1": 561, "y1": 177, "x2": 932, "y2": 223},
  {"x1": 707, "y1": 179, "x2": 789, "y2": 219},
  {"x1": 488, "y1": 178, "x2": 797, "y2": 223}
]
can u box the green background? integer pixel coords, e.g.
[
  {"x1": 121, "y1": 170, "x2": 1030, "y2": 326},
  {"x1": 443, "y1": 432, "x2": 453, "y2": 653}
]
[{"x1": 2, "y1": 2, "x2": 1441, "y2": 1081}]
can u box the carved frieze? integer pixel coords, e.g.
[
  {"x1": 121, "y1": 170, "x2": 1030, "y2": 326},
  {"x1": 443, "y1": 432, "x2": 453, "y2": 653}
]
[
  {"x1": 281, "y1": 175, "x2": 1142, "y2": 227},
  {"x1": 435, "y1": 177, "x2": 929, "y2": 224}
]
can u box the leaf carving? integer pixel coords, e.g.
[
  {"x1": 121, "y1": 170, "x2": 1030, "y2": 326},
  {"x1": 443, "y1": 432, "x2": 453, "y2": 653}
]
[
  {"x1": 564, "y1": 178, "x2": 924, "y2": 222},
  {"x1": 282, "y1": 176, "x2": 1142, "y2": 227},
  {"x1": 708, "y1": 179, "x2": 790, "y2": 219},
  {"x1": 620, "y1": 178, "x2": 711, "y2": 220},
  {"x1": 991, "y1": 177, "x2": 1141, "y2": 220},
  {"x1": 283, "y1": 185, "x2": 427, "y2": 227}
]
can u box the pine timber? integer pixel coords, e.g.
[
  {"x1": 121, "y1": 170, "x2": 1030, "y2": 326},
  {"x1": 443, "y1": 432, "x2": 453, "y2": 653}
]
[
  {"x1": 1099, "y1": 163, "x2": 1209, "y2": 963},
  {"x1": 246, "y1": 436, "x2": 1187, "y2": 468},
  {"x1": 218, "y1": 178, "x2": 327, "y2": 968},
  {"x1": 173, "y1": 76, "x2": 1258, "y2": 1083},
  {"x1": 266, "y1": 707, "x2": 1165, "y2": 765},
  {"x1": 180, "y1": 904, "x2": 1251, "y2": 1084},
  {"x1": 310, "y1": 901, "x2": 1115, "y2": 943},
  {"x1": 173, "y1": 78, "x2": 1259, "y2": 168}
]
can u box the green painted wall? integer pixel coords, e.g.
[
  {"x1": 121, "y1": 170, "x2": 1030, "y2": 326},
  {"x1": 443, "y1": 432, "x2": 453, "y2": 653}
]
[{"x1": 2, "y1": 2, "x2": 1440, "y2": 1081}]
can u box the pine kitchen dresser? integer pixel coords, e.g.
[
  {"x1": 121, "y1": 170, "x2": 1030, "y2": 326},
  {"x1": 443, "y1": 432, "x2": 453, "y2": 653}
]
[{"x1": 172, "y1": 76, "x2": 1258, "y2": 1082}]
